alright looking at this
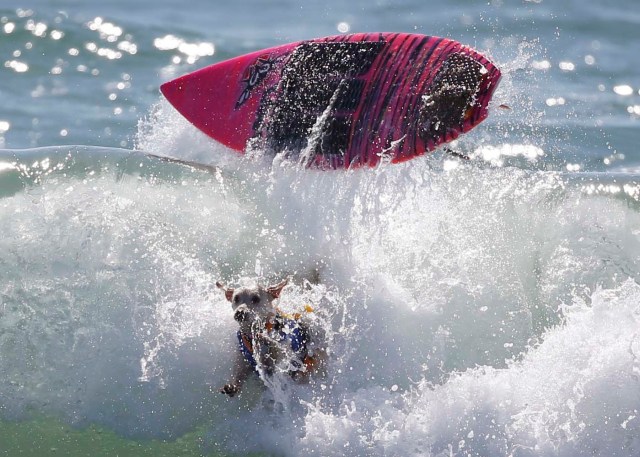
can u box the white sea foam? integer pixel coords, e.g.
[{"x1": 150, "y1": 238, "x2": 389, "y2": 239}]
[{"x1": 1, "y1": 134, "x2": 640, "y2": 455}]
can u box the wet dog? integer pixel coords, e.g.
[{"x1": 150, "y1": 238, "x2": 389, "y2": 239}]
[{"x1": 216, "y1": 278, "x2": 318, "y2": 397}]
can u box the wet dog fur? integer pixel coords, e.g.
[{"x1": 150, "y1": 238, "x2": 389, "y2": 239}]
[{"x1": 215, "y1": 279, "x2": 289, "y2": 397}]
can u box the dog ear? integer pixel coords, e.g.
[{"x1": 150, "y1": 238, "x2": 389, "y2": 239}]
[
  {"x1": 216, "y1": 281, "x2": 234, "y2": 302},
  {"x1": 267, "y1": 278, "x2": 288, "y2": 299}
]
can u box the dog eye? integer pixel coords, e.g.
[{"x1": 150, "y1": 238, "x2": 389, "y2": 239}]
[
  {"x1": 251, "y1": 295, "x2": 260, "y2": 304},
  {"x1": 233, "y1": 295, "x2": 240, "y2": 304}
]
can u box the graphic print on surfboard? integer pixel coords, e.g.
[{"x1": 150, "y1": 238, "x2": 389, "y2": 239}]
[{"x1": 160, "y1": 33, "x2": 501, "y2": 169}]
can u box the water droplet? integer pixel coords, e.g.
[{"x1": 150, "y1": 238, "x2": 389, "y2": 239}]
[{"x1": 337, "y1": 22, "x2": 350, "y2": 33}]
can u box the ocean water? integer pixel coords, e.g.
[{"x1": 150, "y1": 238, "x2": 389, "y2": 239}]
[{"x1": 1, "y1": 1, "x2": 640, "y2": 456}]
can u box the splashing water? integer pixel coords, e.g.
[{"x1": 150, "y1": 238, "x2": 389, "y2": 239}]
[
  {"x1": 2, "y1": 2, "x2": 640, "y2": 454},
  {"x1": 3, "y1": 108, "x2": 640, "y2": 455}
]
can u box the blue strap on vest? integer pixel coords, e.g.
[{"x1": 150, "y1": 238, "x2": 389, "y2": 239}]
[{"x1": 237, "y1": 315, "x2": 307, "y2": 370}]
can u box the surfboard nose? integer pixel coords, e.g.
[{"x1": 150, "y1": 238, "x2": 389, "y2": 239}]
[{"x1": 160, "y1": 78, "x2": 186, "y2": 109}]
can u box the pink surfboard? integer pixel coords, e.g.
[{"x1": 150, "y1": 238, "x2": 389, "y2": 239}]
[{"x1": 161, "y1": 33, "x2": 501, "y2": 169}]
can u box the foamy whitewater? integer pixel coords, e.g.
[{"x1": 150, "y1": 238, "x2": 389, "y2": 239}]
[
  {"x1": 2, "y1": 1, "x2": 640, "y2": 456},
  {"x1": 2, "y1": 93, "x2": 640, "y2": 455}
]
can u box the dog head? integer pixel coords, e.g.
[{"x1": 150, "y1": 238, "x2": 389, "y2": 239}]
[{"x1": 216, "y1": 279, "x2": 288, "y2": 333}]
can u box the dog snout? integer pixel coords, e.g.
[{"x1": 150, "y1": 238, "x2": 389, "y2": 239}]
[{"x1": 234, "y1": 305, "x2": 251, "y2": 323}]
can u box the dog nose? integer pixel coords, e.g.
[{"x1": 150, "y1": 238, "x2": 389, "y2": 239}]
[{"x1": 234, "y1": 306, "x2": 251, "y2": 323}]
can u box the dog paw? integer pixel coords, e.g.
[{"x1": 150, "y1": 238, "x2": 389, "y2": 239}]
[{"x1": 219, "y1": 384, "x2": 240, "y2": 397}]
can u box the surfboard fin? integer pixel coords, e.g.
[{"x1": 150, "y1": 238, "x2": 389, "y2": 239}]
[{"x1": 443, "y1": 148, "x2": 470, "y2": 160}]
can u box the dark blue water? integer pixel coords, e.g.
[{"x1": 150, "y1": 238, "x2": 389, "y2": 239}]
[{"x1": 1, "y1": 2, "x2": 640, "y2": 456}]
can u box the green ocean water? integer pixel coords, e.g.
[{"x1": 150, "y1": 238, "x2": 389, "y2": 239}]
[{"x1": 0, "y1": 418, "x2": 210, "y2": 457}]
